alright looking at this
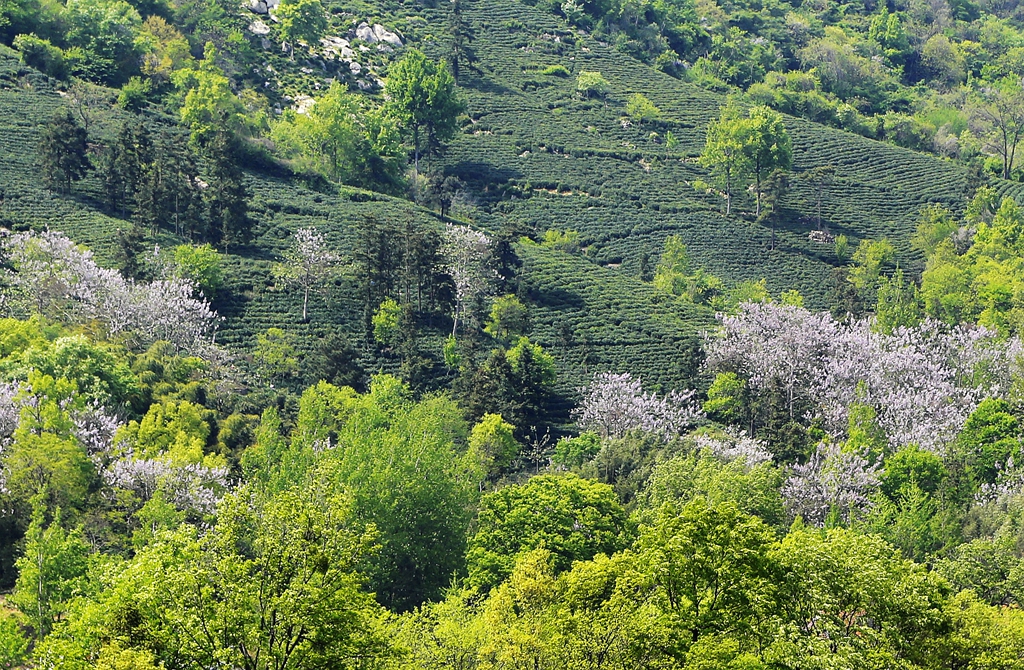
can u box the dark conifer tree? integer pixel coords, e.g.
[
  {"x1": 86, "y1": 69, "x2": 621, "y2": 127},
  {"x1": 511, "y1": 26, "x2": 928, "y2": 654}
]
[
  {"x1": 204, "y1": 131, "x2": 250, "y2": 250},
  {"x1": 38, "y1": 109, "x2": 91, "y2": 194}
]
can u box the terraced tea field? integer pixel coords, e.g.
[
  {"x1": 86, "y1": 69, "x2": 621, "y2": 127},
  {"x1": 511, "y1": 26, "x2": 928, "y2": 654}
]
[{"x1": 0, "y1": 0, "x2": 1017, "y2": 400}]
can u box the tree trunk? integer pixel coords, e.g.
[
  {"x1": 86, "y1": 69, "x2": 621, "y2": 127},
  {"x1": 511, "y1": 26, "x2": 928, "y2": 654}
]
[{"x1": 302, "y1": 284, "x2": 310, "y2": 322}]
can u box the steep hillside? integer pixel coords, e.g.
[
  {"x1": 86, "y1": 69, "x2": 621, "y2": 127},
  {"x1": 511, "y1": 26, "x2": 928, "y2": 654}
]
[
  {"x1": 3, "y1": 0, "x2": 1021, "y2": 398},
  {"x1": 434, "y1": 0, "x2": 975, "y2": 306},
  {"x1": 0, "y1": 43, "x2": 708, "y2": 400}
]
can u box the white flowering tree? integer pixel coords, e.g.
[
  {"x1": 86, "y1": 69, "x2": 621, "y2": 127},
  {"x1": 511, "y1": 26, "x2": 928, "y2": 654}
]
[
  {"x1": 440, "y1": 223, "x2": 491, "y2": 335},
  {"x1": 782, "y1": 441, "x2": 880, "y2": 526},
  {"x1": 2, "y1": 231, "x2": 220, "y2": 356},
  {"x1": 273, "y1": 227, "x2": 340, "y2": 322},
  {"x1": 575, "y1": 371, "x2": 704, "y2": 440},
  {"x1": 706, "y1": 302, "x2": 1023, "y2": 454}
]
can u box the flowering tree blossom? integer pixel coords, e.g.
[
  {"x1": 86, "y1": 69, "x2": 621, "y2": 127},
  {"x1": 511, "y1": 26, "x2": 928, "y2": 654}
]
[
  {"x1": 782, "y1": 441, "x2": 881, "y2": 526},
  {"x1": 0, "y1": 383, "x2": 22, "y2": 447},
  {"x1": 706, "y1": 302, "x2": 1023, "y2": 453},
  {"x1": 2, "y1": 230, "x2": 220, "y2": 356},
  {"x1": 694, "y1": 431, "x2": 773, "y2": 466},
  {"x1": 103, "y1": 455, "x2": 231, "y2": 516},
  {"x1": 273, "y1": 227, "x2": 340, "y2": 322},
  {"x1": 440, "y1": 223, "x2": 491, "y2": 335},
  {"x1": 72, "y1": 403, "x2": 123, "y2": 461},
  {"x1": 575, "y1": 371, "x2": 704, "y2": 440}
]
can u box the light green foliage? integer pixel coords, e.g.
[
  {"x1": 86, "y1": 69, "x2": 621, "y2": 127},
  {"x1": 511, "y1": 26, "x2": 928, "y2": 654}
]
[
  {"x1": 384, "y1": 49, "x2": 464, "y2": 169},
  {"x1": 11, "y1": 501, "x2": 91, "y2": 638},
  {"x1": 642, "y1": 453, "x2": 786, "y2": 528},
  {"x1": 576, "y1": 70, "x2": 609, "y2": 97},
  {"x1": 466, "y1": 473, "x2": 630, "y2": 590},
  {"x1": 874, "y1": 267, "x2": 922, "y2": 334},
  {"x1": 956, "y1": 398, "x2": 1022, "y2": 485},
  {"x1": 10, "y1": 335, "x2": 138, "y2": 407},
  {"x1": 372, "y1": 298, "x2": 402, "y2": 347},
  {"x1": 115, "y1": 399, "x2": 222, "y2": 468},
  {"x1": 0, "y1": 611, "x2": 29, "y2": 668},
  {"x1": 253, "y1": 327, "x2": 300, "y2": 385},
  {"x1": 270, "y1": 83, "x2": 403, "y2": 189},
  {"x1": 880, "y1": 445, "x2": 948, "y2": 500},
  {"x1": 848, "y1": 238, "x2": 895, "y2": 293},
  {"x1": 540, "y1": 228, "x2": 580, "y2": 252},
  {"x1": 116, "y1": 77, "x2": 150, "y2": 112},
  {"x1": 468, "y1": 412, "x2": 519, "y2": 475},
  {"x1": 772, "y1": 527, "x2": 949, "y2": 666},
  {"x1": 505, "y1": 336, "x2": 556, "y2": 387},
  {"x1": 540, "y1": 64, "x2": 570, "y2": 77},
  {"x1": 921, "y1": 197, "x2": 1024, "y2": 333},
  {"x1": 741, "y1": 106, "x2": 792, "y2": 217},
  {"x1": 443, "y1": 334, "x2": 461, "y2": 369},
  {"x1": 937, "y1": 592, "x2": 1024, "y2": 668},
  {"x1": 703, "y1": 372, "x2": 748, "y2": 426},
  {"x1": 551, "y1": 431, "x2": 601, "y2": 469},
  {"x1": 275, "y1": 0, "x2": 326, "y2": 59},
  {"x1": 6, "y1": 374, "x2": 94, "y2": 511},
  {"x1": 94, "y1": 644, "x2": 161, "y2": 670},
  {"x1": 699, "y1": 103, "x2": 750, "y2": 215},
  {"x1": 13, "y1": 33, "x2": 65, "y2": 78},
  {"x1": 70, "y1": 480, "x2": 388, "y2": 669},
  {"x1": 484, "y1": 294, "x2": 529, "y2": 341},
  {"x1": 638, "y1": 498, "x2": 775, "y2": 643},
  {"x1": 653, "y1": 235, "x2": 725, "y2": 306},
  {"x1": 174, "y1": 44, "x2": 245, "y2": 144},
  {"x1": 294, "y1": 376, "x2": 481, "y2": 610},
  {"x1": 867, "y1": 8, "x2": 911, "y2": 68},
  {"x1": 171, "y1": 244, "x2": 222, "y2": 298},
  {"x1": 626, "y1": 92, "x2": 660, "y2": 125}
]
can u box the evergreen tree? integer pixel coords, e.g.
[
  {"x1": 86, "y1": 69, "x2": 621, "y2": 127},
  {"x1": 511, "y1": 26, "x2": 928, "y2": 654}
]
[
  {"x1": 204, "y1": 131, "x2": 250, "y2": 250},
  {"x1": 38, "y1": 109, "x2": 91, "y2": 194}
]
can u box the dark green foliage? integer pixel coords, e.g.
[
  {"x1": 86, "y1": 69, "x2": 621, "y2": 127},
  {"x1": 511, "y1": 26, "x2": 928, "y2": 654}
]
[
  {"x1": 956, "y1": 398, "x2": 1023, "y2": 485},
  {"x1": 38, "y1": 109, "x2": 91, "y2": 194},
  {"x1": 203, "y1": 131, "x2": 250, "y2": 250}
]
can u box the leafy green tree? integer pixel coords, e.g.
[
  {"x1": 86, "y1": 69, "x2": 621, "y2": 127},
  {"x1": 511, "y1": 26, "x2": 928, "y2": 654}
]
[
  {"x1": 576, "y1": 70, "x2": 610, "y2": 98},
  {"x1": 551, "y1": 431, "x2": 601, "y2": 470},
  {"x1": 276, "y1": 0, "x2": 326, "y2": 60},
  {"x1": 741, "y1": 106, "x2": 792, "y2": 217},
  {"x1": 62, "y1": 0, "x2": 142, "y2": 86},
  {"x1": 969, "y1": 76, "x2": 1024, "y2": 180},
  {"x1": 0, "y1": 612, "x2": 29, "y2": 668},
  {"x1": 130, "y1": 480, "x2": 388, "y2": 669},
  {"x1": 115, "y1": 399, "x2": 221, "y2": 468},
  {"x1": 626, "y1": 92, "x2": 660, "y2": 125},
  {"x1": 372, "y1": 298, "x2": 402, "y2": 347},
  {"x1": 13, "y1": 33, "x2": 65, "y2": 78},
  {"x1": 253, "y1": 328, "x2": 300, "y2": 387},
  {"x1": 293, "y1": 377, "x2": 482, "y2": 610},
  {"x1": 172, "y1": 244, "x2": 223, "y2": 299},
  {"x1": 10, "y1": 499, "x2": 91, "y2": 638},
  {"x1": 468, "y1": 412, "x2": 519, "y2": 476},
  {"x1": 384, "y1": 49, "x2": 465, "y2": 174},
  {"x1": 484, "y1": 294, "x2": 529, "y2": 341},
  {"x1": 174, "y1": 44, "x2": 246, "y2": 145},
  {"x1": 700, "y1": 104, "x2": 749, "y2": 216},
  {"x1": 956, "y1": 398, "x2": 1022, "y2": 485},
  {"x1": 638, "y1": 498, "x2": 776, "y2": 644},
  {"x1": 874, "y1": 267, "x2": 922, "y2": 334},
  {"x1": 38, "y1": 109, "x2": 91, "y2": 194},
  {"x1": 466, "y1": 473, "x2": 630, "y2": 591}
]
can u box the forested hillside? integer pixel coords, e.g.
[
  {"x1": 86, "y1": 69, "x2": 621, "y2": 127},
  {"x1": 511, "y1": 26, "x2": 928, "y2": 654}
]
[{"x1": 2, "y1": 0, "x2": 1024, "y2": 666}]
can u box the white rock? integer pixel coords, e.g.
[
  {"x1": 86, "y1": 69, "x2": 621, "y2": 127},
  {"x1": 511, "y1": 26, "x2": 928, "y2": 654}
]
[
  {"x1": 246, "y1": 0, "x2": 267, "y2": 13},
  {"x1": 294, "y1": 95, "x2": 315, "y2": 114},
  {"x1": 248, "y1": 19, "x2": 271, "y2": 35},
  {"x1": 357, "y1": 79, "x2": 374, "y2": 91},
  {"x1": 372, "y1": 24, "x2": 403, "y2": 46},
  {"x1": 356, "y1": 22, "x2": 377, "y2": 43},
  {"x1": 349, "y1": 61, "x2": 362, "y2": 74}
]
